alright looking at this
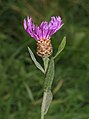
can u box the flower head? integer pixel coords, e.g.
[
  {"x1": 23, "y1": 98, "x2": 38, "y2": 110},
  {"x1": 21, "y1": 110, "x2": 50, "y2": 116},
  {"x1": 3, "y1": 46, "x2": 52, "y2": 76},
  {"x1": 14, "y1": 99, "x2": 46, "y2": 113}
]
[
  {"x1": 24, "y1": 16, "x2": 64, "y2": 57},
  {"x1": 24, "y1": 16, "x2": 64, "y2": 41}
]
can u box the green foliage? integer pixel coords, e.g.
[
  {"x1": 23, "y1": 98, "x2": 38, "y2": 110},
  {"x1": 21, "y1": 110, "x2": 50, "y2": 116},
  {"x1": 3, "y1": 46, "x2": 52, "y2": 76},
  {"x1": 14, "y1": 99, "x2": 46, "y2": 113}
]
[
  {"x1": 0, "y1": 0, "x2": 89, "y2": 119},
  {"x1": 41, "y1": 90, "x2": 53, "y2": 119},
  {"x1": 54, "y1": 36, "x2": 66, "y2": 59},
  {"x1": 41, "y1": 57, "x2": 54, "y2": 119},
  {"x1": 44, "y1": 57, "x2": 54, "y2": 91},
  {"x1": 28, "y1": 47, "x2": 45, "y2": 74},
  {"x1": 43, "y1": 57, "x2": 49, "y2": 73}
]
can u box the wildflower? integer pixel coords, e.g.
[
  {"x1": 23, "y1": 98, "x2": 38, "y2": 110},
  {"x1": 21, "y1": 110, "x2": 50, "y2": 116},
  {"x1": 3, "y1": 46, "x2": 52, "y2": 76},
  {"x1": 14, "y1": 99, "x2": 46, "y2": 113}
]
[{"x1": 24, "y1": 16, "x2": 64, "y2": 57}]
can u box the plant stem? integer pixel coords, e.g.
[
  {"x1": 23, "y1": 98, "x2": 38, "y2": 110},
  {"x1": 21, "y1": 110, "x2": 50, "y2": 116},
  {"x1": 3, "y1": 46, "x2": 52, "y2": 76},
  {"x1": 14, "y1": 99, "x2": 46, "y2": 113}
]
[{"x1": 41, "y1": 57, "x2": 55, "y2": 119}]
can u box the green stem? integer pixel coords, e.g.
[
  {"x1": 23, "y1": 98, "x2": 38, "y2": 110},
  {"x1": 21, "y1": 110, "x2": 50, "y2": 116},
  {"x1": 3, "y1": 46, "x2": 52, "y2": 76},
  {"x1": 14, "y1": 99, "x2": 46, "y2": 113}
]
[
  {"x1": 44, "y1": 57, "x2": 54, "y2": 91},
  {"x1": 43, "y1": 57, "x2": 49, "y2": 73},
  {"x1": 41, "y1": 57, "x2": 55, "y2": 119}
]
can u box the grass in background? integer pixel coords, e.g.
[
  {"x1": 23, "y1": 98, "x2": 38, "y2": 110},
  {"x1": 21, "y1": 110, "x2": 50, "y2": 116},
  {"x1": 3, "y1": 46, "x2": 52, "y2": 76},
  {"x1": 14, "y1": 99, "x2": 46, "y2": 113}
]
[{"x1": 0, "y1": 0, "x2": 89, "y2": 119}]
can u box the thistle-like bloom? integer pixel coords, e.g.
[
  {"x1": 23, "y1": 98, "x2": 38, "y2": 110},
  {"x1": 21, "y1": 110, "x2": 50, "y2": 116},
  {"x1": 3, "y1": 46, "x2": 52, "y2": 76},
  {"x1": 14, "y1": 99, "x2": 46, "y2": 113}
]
[{"x1": 24, "y1": 16, "x2": 64, "y2": 57}]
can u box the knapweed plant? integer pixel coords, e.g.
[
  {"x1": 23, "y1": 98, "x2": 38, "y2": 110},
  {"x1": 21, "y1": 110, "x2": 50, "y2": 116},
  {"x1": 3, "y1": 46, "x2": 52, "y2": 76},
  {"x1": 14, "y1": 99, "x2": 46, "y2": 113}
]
[{"x1": 24, "y1": 16, "x2": 66, "y2": 119}]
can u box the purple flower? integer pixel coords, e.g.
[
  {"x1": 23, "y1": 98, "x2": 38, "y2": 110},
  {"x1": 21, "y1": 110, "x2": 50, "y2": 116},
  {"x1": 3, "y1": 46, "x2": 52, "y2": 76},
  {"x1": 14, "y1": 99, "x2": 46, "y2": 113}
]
[{"x1": 24, "y1": 16, "x2": 64, "y2": 41}]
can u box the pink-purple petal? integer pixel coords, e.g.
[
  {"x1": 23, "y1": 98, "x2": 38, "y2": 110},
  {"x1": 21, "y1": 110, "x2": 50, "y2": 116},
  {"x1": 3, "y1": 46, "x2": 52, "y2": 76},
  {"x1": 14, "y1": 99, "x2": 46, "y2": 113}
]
[
  {"x1": 48, "y1": 16, "x2": 64, "y2": 36},
  {"x1": 24, "y1": 19, "x2": 27, "y2": 30},
  {"x1": 40, "y1": 21, "x2": 49, "y2": 39}
]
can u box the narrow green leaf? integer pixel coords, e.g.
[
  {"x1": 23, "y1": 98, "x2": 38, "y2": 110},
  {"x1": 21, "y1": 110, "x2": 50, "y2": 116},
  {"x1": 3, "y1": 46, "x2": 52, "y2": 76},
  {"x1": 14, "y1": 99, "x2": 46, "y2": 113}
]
[
  {"x1": 24, "y1": 83, "x2": 34, "y2": 102},
  {"x1": 44, "y1": 57, "x2": 54, "y2": 91},
  {"x1": 54, "y1": 36, "x2": 66, "y2": 59},
  {"x1": 43, "y1": 57, "x2": 49, "y2": 73},
  {"x1": 28, "y1": 47, "x2": 45, "y2": 74},
  {"x1": 41, "y1": 90, "x2": 53, "y2": 119}
]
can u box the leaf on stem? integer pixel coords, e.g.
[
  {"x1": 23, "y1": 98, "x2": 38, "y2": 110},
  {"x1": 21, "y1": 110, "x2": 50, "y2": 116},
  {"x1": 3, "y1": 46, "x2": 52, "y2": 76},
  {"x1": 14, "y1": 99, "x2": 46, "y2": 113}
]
[
  {"x1": 54, "y1": 36, "x2": 66, "y2": 59},
  {"x1": 28, "y1": 47, "x2": 45, "y2": 74},
  {"x1": 41, "y1": 90, "x2": 53, "y2": 117}
]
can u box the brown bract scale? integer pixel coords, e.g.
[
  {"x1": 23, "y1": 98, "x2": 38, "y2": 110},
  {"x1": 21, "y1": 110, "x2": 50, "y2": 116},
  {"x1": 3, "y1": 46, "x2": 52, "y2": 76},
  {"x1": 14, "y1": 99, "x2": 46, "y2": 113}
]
[{"x1": 37, "y1": 39, "x2": 53, "y2": 58}]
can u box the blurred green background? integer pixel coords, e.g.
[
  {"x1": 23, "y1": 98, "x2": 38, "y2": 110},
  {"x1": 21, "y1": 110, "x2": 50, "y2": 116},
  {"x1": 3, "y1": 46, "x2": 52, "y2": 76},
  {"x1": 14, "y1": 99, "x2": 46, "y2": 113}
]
[{"x1": 0, "y1": 0, "x2": 89, "y2": 119}]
